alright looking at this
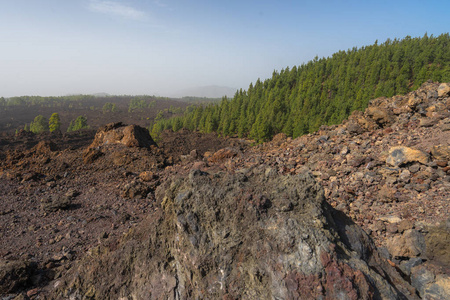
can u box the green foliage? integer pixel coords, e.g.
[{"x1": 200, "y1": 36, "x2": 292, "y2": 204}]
[
  {"x1": 180, "y1": 96, "x2": 222, "y2": 104},
  {"x1": 29, "y1": 115, "x2": 49, "y2": 134},
  {"x1": 128, "y1": 98, "x2": 147, "y2": 112},
  {"x1": 48, "y1": 113, "x2": 61, "y2": 132},
  {"x1": 5, "y1": 95, "x2": 96, "y2": 107},
  {"x1": 102, "y1": 102, "x2": 117, "y2": 113},
  {"x1": 67, "y1": 116, "x2": 89, "y2": 132},
  {"x1": 152, "y1": 33, "x2": 450, "y2": 142}
]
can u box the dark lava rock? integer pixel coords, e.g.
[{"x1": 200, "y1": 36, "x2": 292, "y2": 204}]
[
  {"x1": 0, "y1": 260, "x2": 36, "y2": 294},
  {"x1": 46, "y1": 169, "x2": 416, "y2": 299}
]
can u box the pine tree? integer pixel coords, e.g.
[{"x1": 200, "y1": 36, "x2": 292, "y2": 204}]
[
  {"x1": 30, "y1": 115, "x2": 48, "y2": 134},
  {"x1": 49, "y1": 113, "x2": 61, "y2": 132}
]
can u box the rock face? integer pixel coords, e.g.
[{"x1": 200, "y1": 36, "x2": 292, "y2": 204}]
[
  {"x1": 88, "y1": 122, "x2": 157, "y2": 150},
  {"x1": 48, "y1": 169, "x2": 415, "y2": 299}
]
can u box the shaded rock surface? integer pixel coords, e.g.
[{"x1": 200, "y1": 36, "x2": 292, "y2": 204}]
[
  {"x1": 0, "y1": 260, "x2": 36, "y2": 294},
  {"x1": 46, "y1": 169, "x2": 415, "y2": 299}
]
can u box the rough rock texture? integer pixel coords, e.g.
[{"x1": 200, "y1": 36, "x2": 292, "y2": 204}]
[
  {"x1": 47, "y1": 169, "x2": 415, "y2": 299},
  {"x1": 425, "y1": 220, "x2": 450, "y2": 268},
  {"x1": 411, "y1": 264, "x2": 450, "y2": 300},
  {"x1": 437, "y1": 83, "x2": 450, "y2": 97},
  {"x1": 88, "y1": 122, "x2": 157, "y2": 150},
  {"x1": 386, "y1": 146, "x2": 430, "y2": 167},
  {"x1": 386, "y1": 229, "x2": 426, "y2": 258},
  {"x1": 431, "y1": 145, "x2": 450, "y2": 161},
  {"x1": 0, "y1": 260, "x2": 35, "y2": 294}
]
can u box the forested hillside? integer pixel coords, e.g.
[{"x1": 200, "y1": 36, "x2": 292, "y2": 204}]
[{"x1": 152, "y1": 34, "x2": 450, "y2": 141}]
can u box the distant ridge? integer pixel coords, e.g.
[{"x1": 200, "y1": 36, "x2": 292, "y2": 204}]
[
  {"x1": 63, "y1": 93, "x2": 111, "y2": 97},
  {"x1": 92, "y1": 92, "x2": 111, "y2": 97}
]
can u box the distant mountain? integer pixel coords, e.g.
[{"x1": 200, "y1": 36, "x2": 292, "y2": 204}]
[
  {"x1": 92, "y1": 92, "x2": 111, "y2": 97},
  {"x1": 172, "y1": 85, "x2": 237, "y2": 98},
  {"x1": 63, "y1": 93, "x2": 111, "y2": 97}
]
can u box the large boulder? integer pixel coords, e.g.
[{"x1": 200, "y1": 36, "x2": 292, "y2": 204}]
[
  {"x1": 88, "y1": 122, "x2": 157, "y2": 150},
  {"x1": 46, "y1": 169, "x2": 416, "y2": 299},
  {"x1": 386, "y1": 146, "x2": 430, "y2": 167}
]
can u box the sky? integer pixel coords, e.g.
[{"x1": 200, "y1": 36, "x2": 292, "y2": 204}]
[{"x1": 1, "y1": 0, "x2": 449, "y2": 97}]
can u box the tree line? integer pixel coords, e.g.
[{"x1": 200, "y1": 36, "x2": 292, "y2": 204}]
[
  {"x1": 151, "y1": 33, "x2": 450, "y2": 142},
  {"x1": 22, "y1": 114, "x2": 89, "y2": 134}
]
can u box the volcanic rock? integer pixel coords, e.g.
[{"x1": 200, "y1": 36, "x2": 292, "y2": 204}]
[
  {"x1": 207, "y1": 147, "x2": 239, "y2": 163},
  {"x1": 32, "y1": 140, "x2": 58, "y2": 154},
  {"x1": 46, "y1": 169, "x2": 416, "y2": 299},
  {"x1": 438, "y1": 83, "x2": 450, "y2": 97},
  {"x1": 386, "y1": 229, "x2": 426, "y2": 258},
  {"x1": 366, "y1": 107, "x2": 394, "y2": 126},
  {"x1": 425, "y1": 220, "x2": 450, "y2": 267},
  {"x1": 431, "y1": 145, "x2": 450, "y2": 161},
  {"x1": 121, "y1": 180, "x2": 150, "y2": 199},
  {"x1": 40, "y1": 195, "x2": 72, "y2": 213},
  {"x1": 88, "y1": 122, "x2": 157, "y2": 150},
  {"x1": 386, "y1": 146, "x2": 430, "y2": 167},
  {"x1": 411, "y1": 264, "x2": 450, "y2": 300},
  {"x1": 0, "y1": 260, "x2": 35, "y2": 294}
]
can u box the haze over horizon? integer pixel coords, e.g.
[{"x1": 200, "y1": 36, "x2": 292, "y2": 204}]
[{"x1": 1, "y1": 0, "x2": 449, "y2": 98}]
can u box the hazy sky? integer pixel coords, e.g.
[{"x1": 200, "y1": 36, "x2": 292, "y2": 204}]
[{"x1": 1, "y1": 0, "x2": 449, "y2": 97}]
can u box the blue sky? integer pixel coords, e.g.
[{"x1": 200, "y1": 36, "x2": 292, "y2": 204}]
[{"x1": 1, "y1": 0, "x2": 449, "y2": 97}]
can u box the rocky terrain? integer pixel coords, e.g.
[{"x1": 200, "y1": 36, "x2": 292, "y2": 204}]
[{"x1": 0, "y1": 81, "x2": 449, "y2": 299}]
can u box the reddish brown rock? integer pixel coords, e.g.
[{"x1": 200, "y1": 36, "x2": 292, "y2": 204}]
[
  {"x1": 207, "y1": 147, "x2": 239, "y2": 163},
  {"x1": 32, "y1": 140, "x2": 58, "y2": 154},
  {"x1": 88, "y1": 122, "x2": 157, "y2": 150}
]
